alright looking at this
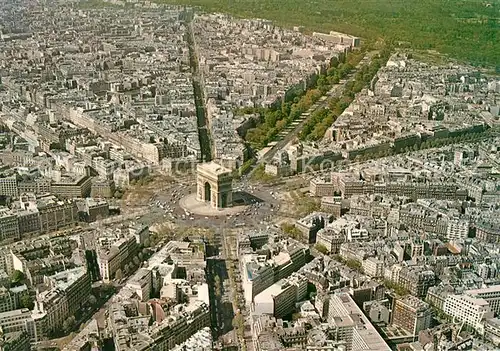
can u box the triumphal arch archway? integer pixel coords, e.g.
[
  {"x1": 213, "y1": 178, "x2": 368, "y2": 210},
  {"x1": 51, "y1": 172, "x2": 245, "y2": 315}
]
[{"x1": 196, "y1": 162, "x2": 233, "y2": 209}]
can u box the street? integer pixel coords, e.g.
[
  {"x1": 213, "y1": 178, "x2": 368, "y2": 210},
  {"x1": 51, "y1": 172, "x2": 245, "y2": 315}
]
[{"x1": 248, "y1": 50, "x2": 378, "y2": 177}]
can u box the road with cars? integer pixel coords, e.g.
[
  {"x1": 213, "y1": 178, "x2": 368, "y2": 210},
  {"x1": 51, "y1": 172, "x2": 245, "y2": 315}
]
[{"x1": 131, "y1": 178, "x2": 283, "y2": 232}]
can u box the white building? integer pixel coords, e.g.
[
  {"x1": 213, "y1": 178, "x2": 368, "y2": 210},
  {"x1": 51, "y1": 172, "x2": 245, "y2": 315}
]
[
  {"x1": 125, "y1": 268, "x2": 152, "y2": 302},
  {"x1": 446, "y1": 217, "x2": 469, "y2": 240},
  {"x1": 346, "y1": 227, "x2": 369, "y2": 242},
  {"x1": 0, "y1": 308, "x2": 36, "y2": 341},
  {"x1": 253, "y1": 273, "x2": 307, "y2": 318},
  {"x1": 443, "y1": 294, "x2": 494, "y2": 334},
  {"x1": 466, "y1": 286, "x2": 500, "y2": 316},
  {"x1": 362, "y1": 257, "x2": 384, "y2": 278},
  {"x1": 171, "y1": 327, "x2": 212, "y2": 351},
  {"x1": 327, "y1": 293, "x2": 390, "y2": 351}
]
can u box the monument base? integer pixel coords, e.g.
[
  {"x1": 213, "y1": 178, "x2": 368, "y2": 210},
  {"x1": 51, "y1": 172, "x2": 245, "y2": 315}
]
[{"x1": 179, "y1": 193, "x2": 247, "y2": 217}]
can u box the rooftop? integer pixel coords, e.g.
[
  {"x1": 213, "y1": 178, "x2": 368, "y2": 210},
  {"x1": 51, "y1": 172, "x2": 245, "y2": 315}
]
[{"x1": 196, "y1": 161, "x2": 232, "y2": 176}]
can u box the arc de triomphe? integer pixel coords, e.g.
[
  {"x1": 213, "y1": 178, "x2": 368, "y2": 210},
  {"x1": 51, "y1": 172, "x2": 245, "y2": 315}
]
[{"x1": 196, "y1": 162, "x2": 233, "y2": 209}]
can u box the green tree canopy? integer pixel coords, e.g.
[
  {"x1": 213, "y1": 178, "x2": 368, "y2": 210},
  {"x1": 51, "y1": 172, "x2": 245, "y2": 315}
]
[
  {"x1": 10, "y1": 270, "x2": 24, "y2": 284},
  {"x1": 20, "y1": 294, "x2": 34, "y2": 310}
]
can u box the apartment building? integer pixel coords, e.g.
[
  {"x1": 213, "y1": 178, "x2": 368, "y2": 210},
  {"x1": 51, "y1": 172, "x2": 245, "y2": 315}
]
[
  {"x1": 113, "y1": 163, "x2": 149, "y2": 188},
  {"x1": 296, "y1": 212, "x2": 331, "y2": 244},
  {"x1": 16, "y1": 209, "x2": 41, "y2": 236},
  {"x1": 0, "y1": 309, "x2": 36, "y2": 341},
  {"x1": 484, "y1": 318, "x2": 500, "y2": 347},
  {"x1": 409, "y1": 241, "x2": 424, "y2": 259},
  {"x1": 90, "y1": 178, "x2": 115, "y2": 198},
  {"x1": 316, "y1": 228, "x2": 345, "y2": 254},
  {"x1": 476, "y1": 221, "x2": 500, "y2": 244},
  {"x1": 109, "y1": 301, "x2": 211, "y2": 351},
  {"x1": 36, "y1": 121, "x2": 87, "y2": 146},
  {"x1": 44, "y1": 267, "x2": 91, "y2": 318},
  {"x1": 92, "y1": 157, "x2": 119, "y2": 179},
  {"x1": 339, "y1": 242, "x2": 369, "y2": 263},
  {"x1": 0, "y1": 208, "x2": 20, "y2": 241},
  {"x1": 0, "y1": 330, "x2": 31, "y2": 351},
  {"x1": 78, "y1": 198, "x2": 109, "y2": 222},
  {"x1": 443, "y1": 294, "x2": 494, "y2": 333},
  {"x1": 0, "y1": 285, "x2": 27, "y2": 314},
  {"x1": 125, "y1": 268, "x2": 152, "y2": 302},
  {"x1": 0, "y1": 287, "x2": 17, "y2": 314},
  {"x1": 398, "y1": 267, "x2": 436, "y2": 298},
  {"x1": 327, "y1": 293, "x2": 390, "y2": 351},
  {"x1": 253, "y1": 274, "x2": 307, "y2": 318},
  {"x1": 32, "y1": 289, "x2": 68, "y2": 338},
  {"x1": 446, "y1": 217, "x2": 470, "y2": 240},
  {"x1": 160, "y1": 241, "x2": 206, "y2": 270},
  {"x1": 15, "y1": 194, "x2": 78, "y2": 235},
  {"x1": 36, "y1": 196, "x2": 79, "y2": 233},
  {"x1": 466, "y1": 286, "x2": 500, "y2": 316},
  {"x1": 391, "y1": 296, "x2": 433, "y2": 336},
  {"x1": 362, "y1": 257, "x2": 384, "y2": 278},
  {"x1": 51, "y1": 175, "x2": 91, "y2": 199},
  {"x1": 32, "y1": 267, "x2": 91, "y2": 338},
  {"x1": 320, "y1": 196, "x2": 343, "y2": 218},
  {"x1": 242, "y1": 255, "x2": 275, "y2": 303},
  {"x1": 398, "y1": 206, "x2": 448, "y2": 236},
  {"x1": 310, "y1": 178, "x2": 336, "y2": 197},
  {"x1": 0, "y1": 175, "x2": 19, "y2": 198},
  {"x1": 241, "y1": 242, "x2": 309, "y2": 304},
  {"x1": 151, "y1": 302, "x2": 210, "y2": 350},
  {"x1": 17, "y1": 177, "x2": 52, "y2": 195},
  {"x1": 426, "y1": 285, "x2": 455, "y2": 311},
  {"x1": 97, "y1": 236, "x2": 138, "y2": 282},
  {"x1": 330, "y1": 172, "x2": 467, "y2": 201}
]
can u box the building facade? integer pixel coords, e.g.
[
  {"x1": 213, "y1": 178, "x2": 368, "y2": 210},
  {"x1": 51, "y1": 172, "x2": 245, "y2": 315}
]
[
  {"x1": 391, "y1": 296, "x2": 432, "y2": 336},
  {"x1": 443, "y1": 294, "x2": 494, "y2": 333}
]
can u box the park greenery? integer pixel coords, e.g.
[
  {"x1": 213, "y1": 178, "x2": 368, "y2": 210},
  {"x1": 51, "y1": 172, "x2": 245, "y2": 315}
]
[
  {"x1": 237, "y1": 43, "x2": 394, "y2": 149},
  {"x1": 332, "y1": 254, "x2": 363, "y2": 273},
  {"x1": 10, "y1": 270, "x2": 25, "y2": 284},
  {"x1": 213, "y1": 275, "x2": 222, "y2": 298},
  {"x1": 232, "y1": 312, "x2": 245, "y2": 347},
  {"x1": 290, "y1": 190, "x2": 321, "y2": 217},
  {"x1": 20, "y1": 294, "x2": 35, "y2": 310},
  {"x1": 238, "y1": 158, "x2": 256, "y2": 176},
  {"x1": 315, "y1": 243, "x2": 329, "y2": 255},
  {"x1": 384, "y1": 280, "x2": 410, "y2": 296},
  {"x1": 232, "y1": 158, "x2": 256, "y2": 179},
  {"x1": 63, "y1": 315, "x2": 76, "y2": 334},
  {"x1": 280, "y1": 222, "x2": 302, "y2": 240},
  {"x1": 242, "y1": 49, "x2": 366, "y2": 149},
  {"x1": 165, "y1": 0, "x2": 499, "y2": 68},
  {"x1": 250, "y1": 163, "x2": 277, "y2": 182},
  {"x1": 300, "y1": 46, "x2": 392, "y2": 141}
]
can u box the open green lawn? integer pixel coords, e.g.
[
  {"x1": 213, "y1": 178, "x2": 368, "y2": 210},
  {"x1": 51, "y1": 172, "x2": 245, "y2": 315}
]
[{"x1": 163, "y1": 0, "x2": 499, "y2": 67}]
